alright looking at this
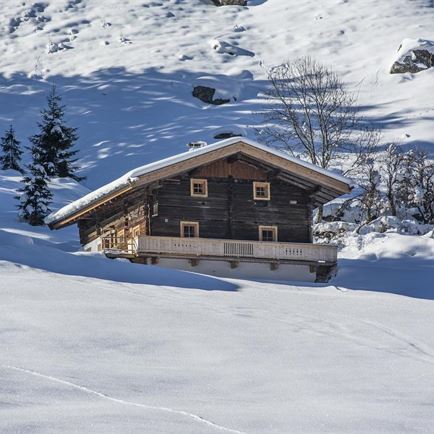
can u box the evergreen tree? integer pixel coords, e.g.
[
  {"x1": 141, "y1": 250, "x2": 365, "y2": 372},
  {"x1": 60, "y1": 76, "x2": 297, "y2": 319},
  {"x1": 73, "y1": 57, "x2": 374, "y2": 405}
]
[
  {"x1": 0, "y1": 125, "x2": 24, "y2": 173},
  {"x1": 30, "y1": 86, "x2": 84, "y2": 181},
  {"x1": 16, "y1": 162, "x2": 53, "y2": 226}
]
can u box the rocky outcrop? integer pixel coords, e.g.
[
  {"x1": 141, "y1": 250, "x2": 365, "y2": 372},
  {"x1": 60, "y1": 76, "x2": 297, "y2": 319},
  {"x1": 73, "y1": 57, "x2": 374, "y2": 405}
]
[
  {"x1": 390, "y1": 38, "x2": 434, "y2": 74},
  {"x1": 211, "y1": 0, "x2": 247, "y2": 6},
  {"x1": 213, "y1": 132, "x2": 243, "y2": 140},
  {"x1": 192, "y1": 86, "x2": 230, "y2": 105}
]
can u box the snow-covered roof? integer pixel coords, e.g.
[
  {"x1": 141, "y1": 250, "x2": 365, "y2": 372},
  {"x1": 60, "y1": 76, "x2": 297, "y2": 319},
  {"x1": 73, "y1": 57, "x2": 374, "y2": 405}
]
[{"x1": 46, "y1": 137, "x2": 351, "y2": 227}]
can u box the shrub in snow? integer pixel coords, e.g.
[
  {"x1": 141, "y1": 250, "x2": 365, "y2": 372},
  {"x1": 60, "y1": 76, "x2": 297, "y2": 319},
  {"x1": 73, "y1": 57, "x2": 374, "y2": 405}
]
[
  {"x1": 358, "y1": 216, "x2": 400, "y2": 235},
  {"x1": 0, "y1": 125, "x2": 24, "y2": 174},
  {"x1": 390, "y1": 38, "x2": 434, "y2": 74},
  {"x1": 325, "y1": 144, "x2": 434, "y2": 228},
  {"x1": 358, "y1": 216, "x2": 433, "y2": 236},
  {"x1": 322, "y1": 195, "x2": 364, "y2": 224},
  {"x1": 399, "y1": 219, "x2": 433, "y2": 236},
  {"x1": 314, "y1": 221, "x2": 357, "y2": 245}
]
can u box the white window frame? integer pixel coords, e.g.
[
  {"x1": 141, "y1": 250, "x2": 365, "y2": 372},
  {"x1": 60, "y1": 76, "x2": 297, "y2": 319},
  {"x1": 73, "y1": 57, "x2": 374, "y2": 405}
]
[
  {"x1": 253, "y1": 181, "x2": 271, "y2": 201},
  {"x1": 259, "y1": 225, "x2": 278, "y2": 242},
  {"x1": 180, "y1": 221, "x2": 200, "y2": 238},
  {"x1": 190, "y1": 178, "x2": 208, "y2": 198}
]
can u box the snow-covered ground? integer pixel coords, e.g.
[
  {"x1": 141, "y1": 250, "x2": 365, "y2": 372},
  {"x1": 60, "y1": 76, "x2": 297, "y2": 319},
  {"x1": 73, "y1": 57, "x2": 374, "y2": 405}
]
[
  {"x1": 1, "y1": 1, "x2": 434, "y2": 431},
  {"x1": 2, "y1": 256, "x2": 434, "y2": 434}
]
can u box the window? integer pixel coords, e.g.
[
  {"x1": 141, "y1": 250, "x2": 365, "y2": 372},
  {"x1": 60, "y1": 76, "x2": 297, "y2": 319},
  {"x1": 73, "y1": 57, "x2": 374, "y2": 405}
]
[
  {"x1": 190, "y1": 178, "x2": 208, "y2": 197},
  {"x1": 180, "y1": 221, "x2": 199, "y2": 238},
  {"x1": 259, "y1": 226, "x2": 278, "y2": 242},
  {"x1": 132, "y1": 224, "x2": 144, "y2": 238},
  {"x1": 152, "y1": 201, "x2": 159, "y2": 217},
  {"x1": 253, "y1": 182, "x2": 270, "y2": 200}
]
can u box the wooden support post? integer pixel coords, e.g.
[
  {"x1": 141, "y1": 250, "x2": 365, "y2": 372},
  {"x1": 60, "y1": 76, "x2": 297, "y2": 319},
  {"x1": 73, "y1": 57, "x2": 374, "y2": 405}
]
[
  {"x1": 129, "y1": 257, "x2": 148, "y2": 265},
  {"x1": 270, "y1": 262, "x2": 279, "y2": 271},
  {"x1": 307, "y1": 203, "x2": 313, "y2": 242},
  {"x1": 227, "y1": 176, "x2": 234, "y2": 239}
]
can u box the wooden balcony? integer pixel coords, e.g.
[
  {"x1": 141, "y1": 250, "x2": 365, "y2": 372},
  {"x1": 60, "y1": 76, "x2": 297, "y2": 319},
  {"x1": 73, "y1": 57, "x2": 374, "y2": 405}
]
[{"x1": 131, "y1": 236, "x2": 337, "y2": 265}]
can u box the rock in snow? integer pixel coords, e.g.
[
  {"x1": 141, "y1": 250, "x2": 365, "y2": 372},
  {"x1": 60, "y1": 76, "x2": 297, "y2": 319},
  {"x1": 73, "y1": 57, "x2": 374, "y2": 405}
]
[
  {"x1": 210, "y1": 38, "x2": 254, "y2": 57},
  {"x1": 211, "y1": 0, "x2": 247, "y2": 5},
  {"x1": 192, "y1": 85, "x2": 230, "y2": 105},
  {"x1": 390, "y1": 38, "x2": 434, "y2": 74}
]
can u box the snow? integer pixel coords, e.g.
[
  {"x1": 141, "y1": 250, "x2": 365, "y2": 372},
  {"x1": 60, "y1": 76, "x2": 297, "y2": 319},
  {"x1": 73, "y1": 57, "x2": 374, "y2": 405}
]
[
  {"x1": 394, "y1": 38, "x2": 434, "y2": 64},
  {"x1": 45, "y1": 137, "x2": 352, "y2": 225},
  {"x1": 1, "y1": 232, "x2": 434, "y2": 433},
  {"x1": 1, "y1": 1, "x2": 434, "y2": 431},
  {"x1": 0, "y1": 0, "x2": 432, "y2": 194}
]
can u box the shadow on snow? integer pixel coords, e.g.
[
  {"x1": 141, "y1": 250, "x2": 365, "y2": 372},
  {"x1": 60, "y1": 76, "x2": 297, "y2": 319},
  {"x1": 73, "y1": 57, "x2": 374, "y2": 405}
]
[
  {"x1": 0, "y1": 231, "x2": 238, "y2": 291},
  {"x1": 333, "y1": 256, "x2": 434, "y2": 301}
]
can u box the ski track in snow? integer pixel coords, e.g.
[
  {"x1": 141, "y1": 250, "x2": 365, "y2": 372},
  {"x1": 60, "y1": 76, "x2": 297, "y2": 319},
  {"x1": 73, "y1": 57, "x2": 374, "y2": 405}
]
[{"x1": 2, "y1": 365, "x2": 246, "y2": 434}]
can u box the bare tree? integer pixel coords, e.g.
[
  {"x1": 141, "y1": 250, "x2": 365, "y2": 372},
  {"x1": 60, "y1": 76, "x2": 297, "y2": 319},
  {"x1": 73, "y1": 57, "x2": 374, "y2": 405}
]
[
  {"x1": 380, "y1": 143, "x2": 405, "y2": 216},
  {"x1": 259, "y1": 57, "x2": 378, "y2": 222},
  {"x1": 358, "y1": 157, "x2": 382, "y2": 225},
  {"x1": 410, "y1": 151, "x2": 434, "y2": 224}
]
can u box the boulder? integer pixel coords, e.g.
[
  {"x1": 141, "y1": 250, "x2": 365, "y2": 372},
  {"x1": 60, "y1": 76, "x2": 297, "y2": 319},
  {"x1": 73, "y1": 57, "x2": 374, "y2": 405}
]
[
  {"x1": 211, "y1": 0, "x2": 247, "y2": 5},
  {"x1": 390, "y1": 38, "x2": 434, "y2": 74},
  {"x1": 192, "y1": 86, "x2": 230, "y2": 105},
  {"x1": 210, "y1": 38, "x2": 254, "y2": 57},
  {"x1": 213, "y1": 132, "x2": 243, "y2": 140}
]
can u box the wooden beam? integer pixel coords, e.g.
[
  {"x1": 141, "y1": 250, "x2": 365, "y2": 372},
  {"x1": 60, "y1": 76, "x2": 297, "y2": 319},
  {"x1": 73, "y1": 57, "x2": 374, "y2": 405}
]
[
  {"x1": 190, "y1": 258, "x2": 200, "y2": 267},
  {"x1": 270, "y1": 262, "x2": 279, "y2": 271},
  {"x1": 51, "y1": 184, "x2": 134, "y2": 229}
]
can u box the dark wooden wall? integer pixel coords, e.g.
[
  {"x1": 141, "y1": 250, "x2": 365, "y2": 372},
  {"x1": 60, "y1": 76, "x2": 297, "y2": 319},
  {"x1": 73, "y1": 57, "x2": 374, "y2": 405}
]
[
  {"x1": 151, "y1": 176, "x2": 311, "y2": 242},
  {"x1": 78, "y1": 155, "x2": 314, "y2": 245}
]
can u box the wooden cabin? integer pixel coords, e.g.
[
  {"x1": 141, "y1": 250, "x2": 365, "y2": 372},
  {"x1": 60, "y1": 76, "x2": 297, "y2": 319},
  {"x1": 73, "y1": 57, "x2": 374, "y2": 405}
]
[{"x1": 46, "y1": 138, "x2": 351, "y2": 282}]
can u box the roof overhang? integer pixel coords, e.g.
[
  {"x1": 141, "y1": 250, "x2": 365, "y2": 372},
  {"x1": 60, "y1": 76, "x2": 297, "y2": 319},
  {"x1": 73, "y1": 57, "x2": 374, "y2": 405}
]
[{"x1": 47, "y1": 139, "x2": 352, "y2": 230}]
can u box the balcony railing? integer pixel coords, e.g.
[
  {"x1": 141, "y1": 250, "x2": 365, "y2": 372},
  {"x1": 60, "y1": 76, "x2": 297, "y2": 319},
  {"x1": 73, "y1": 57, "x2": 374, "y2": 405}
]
[{"x1": 135, "y1": 236, "x2": 337, "y2": 264}]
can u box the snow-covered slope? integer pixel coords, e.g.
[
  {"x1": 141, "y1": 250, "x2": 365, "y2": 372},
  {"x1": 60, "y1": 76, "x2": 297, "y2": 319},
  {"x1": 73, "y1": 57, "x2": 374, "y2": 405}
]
[
  {"x1": 1, "y1": 0, "x2": 434, "y2": 189},
  {"x1": 2, "y1": 258, "x2": 434, "y2": 434}
]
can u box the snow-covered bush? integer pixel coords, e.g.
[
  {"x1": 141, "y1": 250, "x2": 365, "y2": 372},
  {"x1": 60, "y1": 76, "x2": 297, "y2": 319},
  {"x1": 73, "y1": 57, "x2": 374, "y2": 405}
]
[
  {"x1": 324, "y1": 145, "x2": 434, "y2": 228},
  {"x1": 313, "y1": 221, "x2": 357, "y2": 246}
]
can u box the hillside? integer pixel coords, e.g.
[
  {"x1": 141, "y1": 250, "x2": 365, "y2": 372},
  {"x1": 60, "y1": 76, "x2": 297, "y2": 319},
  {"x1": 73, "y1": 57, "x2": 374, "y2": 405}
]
[
  {"x1": 1, "y1": 0, "x2": 433, "y2": 189},
  {"x1": 1, "y1": 2, "x2": 434, "y2": 432}
]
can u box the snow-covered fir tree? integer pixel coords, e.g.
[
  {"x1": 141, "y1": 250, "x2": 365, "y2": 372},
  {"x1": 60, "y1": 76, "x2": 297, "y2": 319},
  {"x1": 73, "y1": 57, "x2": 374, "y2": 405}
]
[
  {"x1": 0, "y1": 125, "x2": 24, "y2": 173},
  {"x1": 16, "y1": 162, "x2": 53, "y2": 226},
  {"x1": 29, "y1": 86, "x2": 84, "y2": 181}
]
